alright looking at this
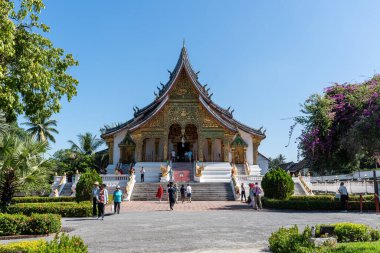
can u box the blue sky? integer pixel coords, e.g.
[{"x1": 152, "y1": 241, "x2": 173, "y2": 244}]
[{"x1": 33, "y1": 0, "x2": 380, "y2": 162}]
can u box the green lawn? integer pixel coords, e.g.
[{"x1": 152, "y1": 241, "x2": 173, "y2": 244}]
[{"x1": 320, "y1": 241, "x2": 380, "y2": 253}]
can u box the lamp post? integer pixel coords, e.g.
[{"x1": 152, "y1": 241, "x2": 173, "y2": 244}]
[{"x1": 364, "y1": 174, "x2": 368, "y2": 194}]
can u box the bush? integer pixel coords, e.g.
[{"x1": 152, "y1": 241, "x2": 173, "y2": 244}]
[
  {"x1": 269, "y1": 225, "x2": 314, "y2": 253},
  {"x1": 12, "y1": 196, "x2": 75, "y2": 203},
  {"x1": 0, "y1": 233, "x2": 88, "y2": 253},
  {"x1": 334, "y1": 223, "x2": 372, "y2": 242},
  {"x1": 75, "y1": 169, "x2": 102, "y2": 202},
  {"x1": 261, "y1": 168, "x2": 294, "y2": 199},
  {"x1": 319, "y1": 241, "x2": 380, "y2": 253},
  {"x1": 262, "y1": 196, "x2": 375, "y2": 211},
  {"x1": 0, "y1": 213, "x2": 61, "y2": 236},
  {"x1": 3, "y1": 202, "x2": 91, "y2": 217}
]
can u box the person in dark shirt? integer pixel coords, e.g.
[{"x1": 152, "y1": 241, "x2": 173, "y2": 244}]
[
  {"x1": 167, "y1": 182, "x2": 176, "y2": 211},
  {"x1": 180, "y1": 185, "x2": 186, "y2": 203}
]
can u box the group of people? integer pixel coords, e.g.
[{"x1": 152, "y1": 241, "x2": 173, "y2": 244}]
[
  {"x1": 171, "y1": 150, "x2": 193, "y2": 162},
  {"x1": 156, "y1": 183, "x2": 192, "y2": 210},
  {"x1": 240, "y1": 182, "x2": 262, "y2": 210},
  {"x1": 92, "y1": 181, "x2": 124, "y2": 220}
]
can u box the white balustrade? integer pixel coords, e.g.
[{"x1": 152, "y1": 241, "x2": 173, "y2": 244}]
[
  {"x1": 235, "y1": 175, "x2": 263, "y2": 182},
  {"x1": 311, "y1": 180, "x2": 375, "y2": 194},
  {"x1": 101, "y1": 175, "x2": 130, "y2": 181}
]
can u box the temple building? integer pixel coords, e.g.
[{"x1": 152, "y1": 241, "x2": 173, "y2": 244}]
[{"x1": 101, "y1": 45, "x2": 266, "y2": 176}]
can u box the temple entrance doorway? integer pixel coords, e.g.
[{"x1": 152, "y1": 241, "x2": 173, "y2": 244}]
[{"x1": 176, "y1": 142, "x2": 190, "y2": 162}]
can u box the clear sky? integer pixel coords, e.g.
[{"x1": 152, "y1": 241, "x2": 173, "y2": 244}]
[{"x1": 34, "y1": 0, "x2": 380, "y2": 162}]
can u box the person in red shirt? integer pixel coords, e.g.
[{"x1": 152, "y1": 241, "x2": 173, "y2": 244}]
[{"x1": 156, "y1": 185, "x2": 164, "y2": 202}]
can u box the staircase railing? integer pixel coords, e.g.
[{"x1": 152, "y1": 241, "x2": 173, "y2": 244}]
[
  {"x1": 57, "y1": 175, "x2": 67, "y2": 196},
  {"x1": 298, "y1": 175, "x2": 314, "y2": 195},
  {"x1": 230, "y1": 164, "x2": 240, "y2": 200},
  {"x1": 244, "y1": 161, "x2": 251, "y2": 175},
  {"x1": 194, "y1": 161, "x2": 204, "y2": 182},
  {"x1": 124, "y1": 174, "x2": 136, "y2": 201}
]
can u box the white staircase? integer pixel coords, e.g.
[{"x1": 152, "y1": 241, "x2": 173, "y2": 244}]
[
  {"x1": 134, "y1": 162, "x2": 163, "y2": 183},
  {"x1": 200, "y1": 162, "x2": 232, "y2": 183},
  {"x1": 247, "y1": 164, "x2": 261, "y2": 176}
]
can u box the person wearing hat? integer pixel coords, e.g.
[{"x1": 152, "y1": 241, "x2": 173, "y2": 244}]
[
  {"x1": 92, "y1": 181, "x2": 100, "y2": 217},
  {"x1": 113, "y1": 185, "x2": 123, "y2": 214}
]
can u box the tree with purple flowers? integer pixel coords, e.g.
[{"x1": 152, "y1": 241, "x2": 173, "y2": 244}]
[{"x1": 294, "y1": 75, "x2": 380, "y2": 174}]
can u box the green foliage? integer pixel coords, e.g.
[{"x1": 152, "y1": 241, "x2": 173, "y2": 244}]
[
  {"x1": 12, "y1": 196, "x2": 75, "y2": 203},
  {"x1": 262, "y1": 196, "x2": 375, "y2": 211},
  {"x1": 22, "y1": 114, "x2": 59, "y2": 143},
  {"x1": 261, "y1": 168, "x2": 294, "y2": 199},
  {"x1": 319, "y1": 241, "x2": 380, "y2": 253},
  {"x1": 0, "y1": 131, "x2": 51, "y2": 205},
  {"x1": 334, "y1": 223, "x2": 373, "y2": 243},
  {"x1": 0, "y1": 0, "x2": 78, "y2": 122},
  {"x1": 3, "y1": 202, "x2": 92, "y2": 217},
  {"x1": 75, "y1": 169, "x2": 102, "y2": 202},
  {"x1": 0, "y1": 233, "x2": 88, "y2": 253},
  {"x1": 269, "y1": 154, "x2": 287, "y2": 169},
  {"x1": 52, "y1": 149, "x2": 96, "y2": 175},
  {"x1": 269, "y1": 225, "x2": 314, "y2": 253},
  {"x1": 68, "y1": 132, "x2": 104, "y2": 155},
  {"x1": 0, "y1": 213, "x2": 61, "y2": 236}
]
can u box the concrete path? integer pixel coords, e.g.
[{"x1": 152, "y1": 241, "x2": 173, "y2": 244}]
[{"x1": 58, "y1": 201, "x2": 379, "y2": 253}]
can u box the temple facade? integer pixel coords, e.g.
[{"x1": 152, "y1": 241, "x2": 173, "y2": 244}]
[{"x1": 101, "y1": 46, "x2": 266, "y2": 173}]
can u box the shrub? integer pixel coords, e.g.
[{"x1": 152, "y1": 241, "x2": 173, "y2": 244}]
[
  {"x1": 75, "y1": 169, "x2": 102, "y2": 202},
  {"x1": 3, "y1": 202, "x2": 91, "y2": 217},
  {"x1": 269, "y1": 225, "x2": 314, "y2": 253},
  {"x1": 334, "y1": 223, "x2": 372, "y2": 242},
  {"x1": 262, "y1": 197, "x2": 375, "y2": 211},
  {"x1": 0, "y1": 233, "x2": 88, "y2": 253},
  {"x1": 12, "y1": 196, "x2": 75, "y2": 203},
  {"x1": 0, "y1": 213, "x2": 61, "y2": 236},
  {"x1": 261, "y1": 168, "x2": 294, "y2": 199}
]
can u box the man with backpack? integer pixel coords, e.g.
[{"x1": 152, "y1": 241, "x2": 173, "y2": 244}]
[{"x1": 254, "y1": 182, "x2": 262, "y2": 210}]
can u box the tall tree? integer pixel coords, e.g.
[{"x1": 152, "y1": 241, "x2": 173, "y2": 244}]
[
  {"x1": 0, "y1": 133, "x2": 50, "y2": 205},
  {"x1": 0, "y1": 0, "x2": 78, "y2": 122},
  {"x1": 68, "y1": 132, "x2": 104, "y2": 155},
  {"x1": 269, "y1": 154, "x2": 287, "y2": 169},
  {"x1": 22, "y1": 114, "x2": 59, "y2": 143}
]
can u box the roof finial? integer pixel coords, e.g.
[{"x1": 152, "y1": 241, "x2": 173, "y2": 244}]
[{"x1": 182, "y1": 39, "x2": 186, "y2": 48}]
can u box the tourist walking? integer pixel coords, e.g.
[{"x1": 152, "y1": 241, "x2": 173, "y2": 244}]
[
  {"x1": 96, "y1": 184, "x2": 108, "y2": 220},
  {"x1": 156, "y1": 185, "x2": 164, "y2": 202},
  {"x1": 113, "y1": 185, "x2": 122, "y2": 214},
  {"x1": 338, "y1": 182, "x2": 349, "y2": 212},
  {"x1": 186, "y1": 184, "x2": 192, "y2": 203},
  {"x1": 240, "y1": 183, "x2": 246, "y2": 202},
  {"x1": 92, "y1": 181, "x2": 100, "y2": 217},
  {"x1": 248, "y1": 183, "x2": 256, "y2": 209},
  {"x1": 180, "y1": 185, "x2": 186, "y2": 203},
  {"x1": 168, "y1": 182, "x2": 176, "y2": 210},
  {"x1": 140, "y1": 167, "x2": 145, "y2": 182},
  {"x1": 173, "y1": 183, "x2": 178, "y2": 203},
  {"x1": 254, "y1": 182, "x2": 262, "y2": 210}
]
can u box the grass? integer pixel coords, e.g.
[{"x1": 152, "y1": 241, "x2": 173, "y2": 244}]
[{"x1": 320, "y1": 241, "x2": 380, "y2": 253}]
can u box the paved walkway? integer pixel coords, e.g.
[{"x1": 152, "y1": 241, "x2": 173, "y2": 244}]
[
  {"x1": 2, "y1": 202, "x2": 379, "y2": 253},
  {"x1": 120, "y1": 201, "x2": 252, "y2": 212}
]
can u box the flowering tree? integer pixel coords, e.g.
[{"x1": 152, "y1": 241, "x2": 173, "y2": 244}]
[{"x1": 295, "y1": 75, "x2": 380, "y2": 174}]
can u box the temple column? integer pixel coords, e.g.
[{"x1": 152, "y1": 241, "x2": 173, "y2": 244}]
[
  {"x1": 198, "y1": 133, "x2": 204, "y2": 162},
  {"x1": 223, "y1": 134, "x2": 231, "y2": 162},
  {"x1": 154, "y1": 138, "x2": 160, "y2": 162},
  {"x1": 134, "y1": 134, "x2": 143, "y2": 162},
  {"x1": 207, "y1": 138, "x2": 212, "y2": 162},
  {"x1": 163, "y1": 132, "x2": 168, "y2": 162},
  {"x1": 252, "y1": 136, "x2": 261, "y2": 165},
  {"x1": 105, "y1": 137, "x2": 114, "y2": 164}
]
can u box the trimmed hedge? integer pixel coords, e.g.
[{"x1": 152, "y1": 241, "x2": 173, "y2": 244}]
[
  {"x1": 262, "y1": 168, "x2": 294, "y2": 199},
  {"x1": 3, "y1": 202, "x2": 92, "y2": 217},
  {"x1": 0, "y1": 213, "x2": 61, "y2": 236},
  {"x1": 0, "y1": 233, "x2": 88, "y2": 253},
  {"x1": 262, "y1": 197, "x2": 375, "y2": 211},
  {"x1": 316, "y1": 223, "x2": 380, "y2": 243},
  {"x1": 12, "y1": 196, "x2": 76, "y2": 203}
]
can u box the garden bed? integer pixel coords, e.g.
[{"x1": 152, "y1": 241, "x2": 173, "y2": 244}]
[{"x1": 2, "y1": 202, "x2": 92, "y2": 217}]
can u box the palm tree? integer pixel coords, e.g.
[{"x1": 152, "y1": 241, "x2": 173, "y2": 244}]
[
  {"x1": 0, "y1": 133, "x2": 50, "y2": 205},
  {"x1": 0, "y1": 111, "x2": 9, "y2": 135},
  {"x1": 22, "y1": 114, "x2": 59, "y2": 143},
  {"x1": 68, "y1": 132, "x2": 104, "y2": 155}
]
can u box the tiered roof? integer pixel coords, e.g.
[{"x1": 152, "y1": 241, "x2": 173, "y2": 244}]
[{"x1": 102, "y1": 46, "x2": 265, "y2": 139}]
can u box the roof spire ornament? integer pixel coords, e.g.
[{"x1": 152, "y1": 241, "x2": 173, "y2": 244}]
[{"x1": 182, "y1": 39, "x2": 186, "y2": 48}]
